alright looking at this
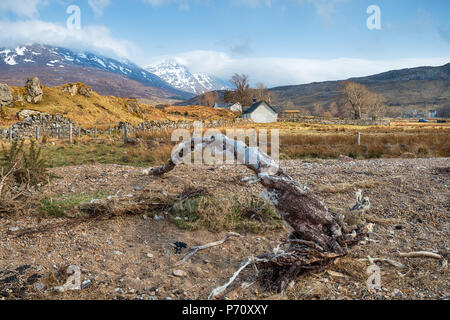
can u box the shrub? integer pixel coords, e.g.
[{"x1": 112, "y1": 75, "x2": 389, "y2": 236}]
[{"x1": 0, "y1": 140, "x2": 48, "y2": 216}]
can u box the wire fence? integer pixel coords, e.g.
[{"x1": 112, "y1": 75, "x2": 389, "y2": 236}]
[{"x1": 0, "y1": 119, "x2": 251, "y2": 144}]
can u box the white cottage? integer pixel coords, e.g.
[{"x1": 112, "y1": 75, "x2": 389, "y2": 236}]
[
  {"x1": 213, "y1": 102, "x2": 242, "y2": 113},
  {"x1": 242, "y1": 101, "x2": 278, "y2": 123}
]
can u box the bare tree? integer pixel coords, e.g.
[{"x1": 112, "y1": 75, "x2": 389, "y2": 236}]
[
  {"x1": 340, "y1": 82, "x2": 370, "y2": 120},
  {"x1": 385, "y1": 106, "x2": 402, "y2": 118},
  {"x1": 329, "y1": 102, "x2": 339, "y2": 117},
  {"x1": 366, "y1": 92, "x2": 387, "y2": 120},
  {"x1": 223, "y1": 90, "x2": 234, "y2": 103},
  {"x1": 201, "y1": 91, "x2": 219, "y2": 107},
  {"x1": 312, "y1": 103, "x2": 324, "y2": 117},
  {"x1": 231, "y1": 74, "x2": 253, "y2": 107},
  {"x1": 255, "y1": 82, "x2": 273, "y2": 103}
]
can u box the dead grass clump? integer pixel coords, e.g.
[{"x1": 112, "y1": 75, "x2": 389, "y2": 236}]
[
  {"x1": 170, "y1": 193, "x2": 282, "y2": 233},
  {"x1": 77, "y1": 186, "x2": 282, "y2": 233},
  {"x1": 0, "y1": 140, "x2": 48, "y2": 217}
]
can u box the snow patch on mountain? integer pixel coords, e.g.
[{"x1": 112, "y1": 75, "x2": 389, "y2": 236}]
[
  {"x1": 145, "y1": 60, "x2": 230, "y2": 95},
  {"x1": 0, "y1": 44, "x2": 193, "y2": 97}
]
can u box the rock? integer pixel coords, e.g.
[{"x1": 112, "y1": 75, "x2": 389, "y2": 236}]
[
  {"x1": 190, "y1": 265, "x2": 203, "y2": 277},
  {"x1": 34, "y1": 282, "x2": 46, "y2": 292},
  {"x1": 391, "y1": 288, "x2": 403, "y2": 297},
  {"x1": 0, "y1": 83, "x2": 13, "y2": 107},
  {"x1": 133, "y1": 186, "x2": 141, "y2": 191},
  {"x1": 338, "y1": 154, "x2": 354, "y2": 162},
  {"x1": 16, "y1": 109, "x2": 42, "y2": 119},
  {"x1": 113, "y1": 251, "x2": 123, "y2": 255},
  {"x1": 146, "y1": 253, "x2": 154, "y2": 258},
  {"x1": 25, "y1": 77, "x2": 43, "y2": 104},
  {"x1": 173, "y1": 270, "x2": 187, "y2": 277},
  {"x1": 81, "y1": 280, "x2": 92, "y2": 289},
  {"x1": 126, "y1": 101, "x2": 144, "y2": 118},
  {"x1": 79, "y1": 86, "x2": 92, "y2": 97},
  {"x1": 8, "y1": 227, "x2": 19, "y2": 232},
  {"x1": 62, "y1": 84, "x2": 78, "y2": 96}
]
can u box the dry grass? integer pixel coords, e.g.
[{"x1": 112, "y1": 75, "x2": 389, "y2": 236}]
[
  {"x1": 1, "y1": 85, "x2": 240, "y2": 128},
  {"x1": 170, "y1": 192, "x2": 283, "y2": 233},
  {"x1": 277, "y1": 132, "x2": 449, "y2": 159},
  {"x1": 3, "y1": 85, "x2": 169, "y2": 127},
  {"x1": 234, "y1": 121, "x2": 450, "y2": 159},
  {"x1": 77, "y1": 186, "x2": 283, "y2": 233},
  {"x1": 162, "y1": 105, "x2": 237, "y2": 121},
  {"x1": 1, "y1": 120, "x2": 448, "y2": 170}
]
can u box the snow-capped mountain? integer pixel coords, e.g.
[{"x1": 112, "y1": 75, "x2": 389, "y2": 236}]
[
  {"x1": 0, "y1": 44, "x2": 193, "y2": 100},
  {"x1": 146, "y1": 61, "x2": 230, "y2": 95}
]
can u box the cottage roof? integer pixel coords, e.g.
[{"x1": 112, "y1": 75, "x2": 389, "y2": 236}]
[{"x1": 243, "y1": 101, "x2": 277, "y2": 115}]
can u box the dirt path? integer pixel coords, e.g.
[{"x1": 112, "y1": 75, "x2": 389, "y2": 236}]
[{"x1": 0, "y1": 158, "x2": 449, "y2": 300}]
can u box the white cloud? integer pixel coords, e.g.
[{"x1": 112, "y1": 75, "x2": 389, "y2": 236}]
[
  {"x1": 142, "y1": 0, "x2": 199, "y2": 10},
  {"x1": 297, "y1": 0, "x2": 346, "y2": 25},
  {"x1": 88, "y1": 0, "x2": 112, "y2": 16},
  {"x1": 0, "y1": 0, "x2": 46, "y2": 18},
  {"x1": 149, "y1": 50, "x2": 450, "y2": 87},
  {"x1": 0, "y1": 20, "x2": 136, "y2": 60},
  {"x1": 142, "y1": 0, "x2": 273, "y2": 10},
  {"x1": 232, "y1": 0, "x2": 272, "y2": 8}
]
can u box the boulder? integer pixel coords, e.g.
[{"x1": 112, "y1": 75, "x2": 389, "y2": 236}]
[
  {"x1": 126, "y1": 101, "x2": 144, "y2": 118},
  {"x1": 0, "y1": 83, "x2": 13, "y2": 107},
  {"x1": 16, "y1": 109, "x2": 43, "y2": 120},
  {"x1": 62, "y1": 84, "x2": 78, "y2": 96},
  {"x1": 79, "y1": 86, "x2": 92, "y2": 97},
  {"x1": 62, "y1": 83, "x2": 92, "y2": 97},
  {"x1": 25, "y1": 77, "x2": 44, "y2": 104}
]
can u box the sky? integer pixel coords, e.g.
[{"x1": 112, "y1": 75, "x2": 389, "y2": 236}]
[{"x1": 0, "y1": 0, "x2": 449, "y2": 87}]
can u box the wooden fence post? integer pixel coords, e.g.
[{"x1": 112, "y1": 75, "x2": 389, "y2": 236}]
[
  {"x1": 78, "y1": 127, "x2": 81, "y2": 138},
  {"x1": 124, "y1": 126, "x2": 128, "y2": 144},
  {"x1": 8, "y1": 129, "x2": 12, "y2": 143},
  {"x1": 69, "y1": 123, "x2": 73, "y2": 144},
  {"x1": 94, "y1": 126, "x2": 97, "y2": 139},
  {"x1": 357, "y1": 132, "x2": 361, "y2": 146},
  {"x1": 35, "y1": 126, "x2": 39, "y2": 140},
  {"x1": 109, "y1": 125, "x2": 112, "y2": 136}
]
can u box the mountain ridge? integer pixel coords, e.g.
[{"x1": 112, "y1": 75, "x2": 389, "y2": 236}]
[
  {"x1": 179, "y1": 63, "x2": 450, "y2": 111},
  {"x1": 145, "y1": 60, "x2": 230, "y2": 95},
  {"x1": 0, "y1": 44, "x2": 194, "y2": 102}
]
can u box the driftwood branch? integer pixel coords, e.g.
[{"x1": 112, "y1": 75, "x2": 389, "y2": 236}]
[
  {"x1": 176, "y1": 232, "x2": 242, "y2": 266},
  {"x1": 146, "y1": 133, "x2": 366, "y2": 292},
  {"x1": 359, "y1": 257, "x2": 406, "y2": 269},
  {"x1": 399, "y1": 251, "x2": 443, "y2": 260},
  {"x1": 208, "y1": 258, "x2": 253, "y2": 300}
]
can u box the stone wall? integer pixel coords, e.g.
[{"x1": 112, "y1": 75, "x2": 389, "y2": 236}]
[
  {"x1": 278, "y1": 114, "x2": 390, "y2": 126},
  {"x1": 0, "y1": 113, "x2": 252, "y2": 140},
  {"x1": 0, "y1": 112, "x2": 77, "y2": 140}
]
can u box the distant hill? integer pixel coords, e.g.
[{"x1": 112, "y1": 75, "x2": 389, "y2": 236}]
[
  {"x1": 0, "y1": 82, "x2": 237, "y2": 127},
  {"x1": 270, "y1": 63, "x2": 450, "y2": 111},
  {"x1": 179, "y1": 63, "x2": 450, "y2": 111},
  {"x1": 0, "y1": 44, "x2": 194, "y2": 103}
]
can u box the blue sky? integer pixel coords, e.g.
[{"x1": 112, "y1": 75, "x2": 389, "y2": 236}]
[{"x1": 0, "y1": 0, "x2": 449, "y2": 86}]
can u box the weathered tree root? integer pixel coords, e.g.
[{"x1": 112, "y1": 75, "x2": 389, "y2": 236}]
[
  {"x1": 145, "y1": 133, "x2": 366, "y2": 292},
  {"x1": 176, "y1": 232, "x2": 242, "y2": 266}
]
